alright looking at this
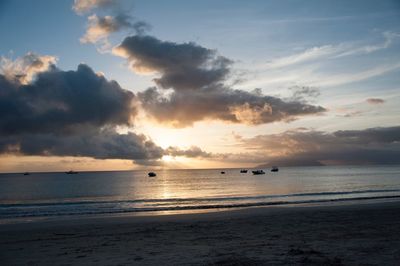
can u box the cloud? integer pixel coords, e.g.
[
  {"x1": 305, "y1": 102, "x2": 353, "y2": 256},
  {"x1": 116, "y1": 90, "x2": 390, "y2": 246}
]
[
  {"x1": 0, "y1": 53, "x2": 169, "y2": 163},
  {"x1": 0, "y1": 58, "x2": 136, "y2": 135},
  {"x1": 335, "y1": 31, "x2": 400, "y2": 58},
  {"x1": 249, "y1": 61, "x2": 400, "y2": 89},
  {"x1": 0, "y1": 53, "x2": 223, "y2": 163},
  {"x1": 234, "y1": 126, "x2": 400, "y2": 166},
  {"x1": 81, "y1": 14, "x2": 134, "y2": 44},
  {"x1": 366, "y1": 98, "x2": 385, "y2": 105},
  {"x1": 242, "y1": 58, "x2": 400, "y2": 90},
  {"x1": 0, "y1": 52, "x2": 57, "y2": 84},
  {"x1": 114, "y1": 35, "x2": 232, "y2": 89},
  {"x1": 333, "y1": 127, "x2": 400, "y2": 143},
  {"x1": 137, "y1": 86, "x2": 326, "y2": 127},
  {"x1": 263, "y1": 31, "x2": 400, "y2": 69},
  {"x1": 114, "y1": 35, "x2": 326, "y2": 127},
  {"x1": 165, "y1": 146, "x2": 212, "y2": 158},
  {"x1": 72, "y1": 0, "x2": 117, "y2": 14},
  {"x1": 77, "y1": 0, "x2": 151, "y2": 50},
  {"x1": 265, "y1": 45, "x2": 339, "y2": 69},
  {"x1": 311, "y1": 62, "x2": 400, "y2": 87},
  {"x1": 341, "y1": 110, "x2": 363, "y2": 118},
  {"x1": 288, "y1": 86, "x2": 320, "y2": 102},
  {"x1": 132, "y1": 21, "x2": 152, "y2": 36},
  {"x1": 242, "y1": 32, "x2": 400, "y2": 90},
  {"x1": 0, "y1": 128, "x2": 163, "y2": 161}
]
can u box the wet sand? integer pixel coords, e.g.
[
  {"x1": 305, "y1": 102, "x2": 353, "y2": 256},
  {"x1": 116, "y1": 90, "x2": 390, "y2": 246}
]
[{"x1": 1, "y1": 200, "x2": 400, "y2": 265}]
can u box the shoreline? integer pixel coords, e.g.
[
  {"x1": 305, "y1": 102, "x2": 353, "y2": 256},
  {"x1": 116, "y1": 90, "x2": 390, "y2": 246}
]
[
  {"x1": 1, "y1": 195, "x2": 400, "y2": 227},
  {"x1": 1, "y1": 200, "x2": 400, "y2": 265}
]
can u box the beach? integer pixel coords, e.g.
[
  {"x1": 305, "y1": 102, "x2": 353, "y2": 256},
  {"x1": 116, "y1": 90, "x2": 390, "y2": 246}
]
[{"x1": 1, "y1": 200, "x2": 400, "y2": 265}]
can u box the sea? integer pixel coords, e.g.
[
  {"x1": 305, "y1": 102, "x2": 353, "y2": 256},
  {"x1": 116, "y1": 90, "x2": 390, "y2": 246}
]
[{"x1": 1, "y1": 165, "x2": 400, "y2": 222}]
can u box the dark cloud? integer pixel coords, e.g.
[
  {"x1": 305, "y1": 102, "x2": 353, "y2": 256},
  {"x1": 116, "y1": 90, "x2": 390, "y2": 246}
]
[
  {"x1": 0, "y1": 128, "x2": 163, "y2": 160},
  {"x1": 114, "y1": 35, "x2": 232, "y2": 90},
  {"x1": 132, "y1": 21, "x2": 152, "y2": 36},
  {"x1": 289, "y1": 86, "x2": 320, "y2": 102},
  {"x1": 0, "y1": 55, "x2": 222, "y2": 163},
  {"x1": 0, "y1": 63, "x2": 135, "y2": 135},
  {"x1": 366, "y1": 98, "x2": 385, "y2": 104},
  {"x1": 114, "y1": 35, "x2": 326, "y2": 127},
  {"x1": 165, "y1": 146, "x2": 212, "y2": 158},
  {"x1": 137, "y1": 86, "x2": 326, "y2": 127},
  {"x1": 334, "y1": 126, "x2": 400, "y2": 143},
  {"x1": 235, "y1": 126, "x2": 400, "y2": 166},
  {"x1": 0, "y1": 56, "x2": 168, "y2": 163}
]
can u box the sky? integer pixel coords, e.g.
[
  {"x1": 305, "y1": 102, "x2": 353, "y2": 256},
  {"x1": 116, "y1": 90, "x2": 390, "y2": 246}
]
[{"x1": 0, "y1": 0, "x2": 400, "y2": 172}]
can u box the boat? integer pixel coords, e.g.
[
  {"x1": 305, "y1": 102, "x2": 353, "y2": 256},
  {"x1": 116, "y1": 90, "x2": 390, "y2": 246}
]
[
  {"x1": 148, "y1": 172, "x2": 157, "y2": 177},
  {"x1": 220, "y1": 171, "x2": 225, "y2": 174},
  {"x1": 23, "y1": 172, "x2": 30, "y2": 176},
  {"x1": 65, "y1": 170, "x2": 78, "y2": 174},
  {"x1": 252, "y1": 170, "x2": 265, "y2": 175},
  {"x1": 240, "y1": 169, "x2": 248, "y2": 173},
  {"x1": 271, "y1": 166, "x2": 279, "y2": 172}
]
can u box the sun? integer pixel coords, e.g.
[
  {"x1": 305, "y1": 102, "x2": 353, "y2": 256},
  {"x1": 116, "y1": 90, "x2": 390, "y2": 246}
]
[{"x1": 162, "y1": 155, "x2": 174, "y2": 162}]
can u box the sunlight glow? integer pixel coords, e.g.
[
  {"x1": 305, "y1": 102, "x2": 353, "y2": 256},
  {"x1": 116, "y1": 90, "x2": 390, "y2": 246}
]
[{"x1": 162, "y1": 155, "x2": 174, "y2": 162}]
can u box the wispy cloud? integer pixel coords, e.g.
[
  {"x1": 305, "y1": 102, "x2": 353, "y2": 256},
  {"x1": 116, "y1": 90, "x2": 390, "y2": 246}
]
[
  {"x1": 241, "y1": 59, "x2": 400, "y2": 88},
  {"x1": 256, "y1": 12, "x2": 398, "y2": 25},
  {"x1": 264, "y1": 45, "x2": 341, "y2": 69},
  {"x1": 335, "y1": 31, "x2": 400, "y2": 58},
  {"x1": 309, "y1": 62, "x2": 400, "y2": 87},
  {"x1": 242, "y1": 57, "x2": 400, "y2": 90},
  {"x1": 262, "y1": 31, "x2": 400, "y2": 69}
]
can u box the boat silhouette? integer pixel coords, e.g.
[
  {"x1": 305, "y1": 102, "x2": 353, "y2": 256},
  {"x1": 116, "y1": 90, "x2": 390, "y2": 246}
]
[
  {"x1": 271, "y1": 166, "x2": 279, "y2": 172},
  {"x1": 65, "y1": 170, "x2": 78, "y2": 174},
  {"x1": 252, "y1": 170, "x2": 265, "y2": 175}
]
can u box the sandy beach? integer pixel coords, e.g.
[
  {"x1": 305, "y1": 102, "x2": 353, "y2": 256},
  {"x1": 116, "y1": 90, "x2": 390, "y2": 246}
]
[{"x1": 1, "y1": 200, "x2": 400, "y2": 265}]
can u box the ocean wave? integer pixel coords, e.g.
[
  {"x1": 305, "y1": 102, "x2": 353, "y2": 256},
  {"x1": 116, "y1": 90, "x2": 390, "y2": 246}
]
[
  {"x1": 1, "y1": 188, "x2": 399, "y2": 208},
  {"x1": 1, "y1": 193, "x2": 400, "y2": 219}
]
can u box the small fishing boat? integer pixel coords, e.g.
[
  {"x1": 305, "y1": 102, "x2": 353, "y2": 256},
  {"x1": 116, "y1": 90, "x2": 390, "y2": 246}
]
[
  {"x1": 271, "y1": 166, "x2": 279, "y2": 172},
  {"x1": 65, "y1": 170, "x2": 78, "y2": 174},
  {"x1": 252, "y1": 170, "x2": 265, "y2": 175},
  {"x1": 220, "y1": 171, "x2": 225, "y2": 174},
  {"x1": 240, "y1": 169, "x2": 248, "y2": 173},
  {"x1": 148, "y1": 172, "x2": 157, "y2": 177},
  {"x1": 23, "y1": 172, "x2": 30, "y2": 176}
]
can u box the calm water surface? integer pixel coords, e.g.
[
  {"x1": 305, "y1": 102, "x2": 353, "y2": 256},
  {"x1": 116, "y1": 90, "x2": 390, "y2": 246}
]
[{"x1": 0, "y1": 165, "x2": 400, "y2": 220}]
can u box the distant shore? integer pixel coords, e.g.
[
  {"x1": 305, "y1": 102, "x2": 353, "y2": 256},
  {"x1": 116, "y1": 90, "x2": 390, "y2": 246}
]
[{"x1": 1, "y1": 200, "x2": 400, "y2": 265}]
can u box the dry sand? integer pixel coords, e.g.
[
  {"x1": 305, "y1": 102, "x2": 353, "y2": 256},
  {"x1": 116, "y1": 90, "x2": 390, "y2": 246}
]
[{"x1": 1, "y1": 200, "x2": 400, "y2": 265}]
